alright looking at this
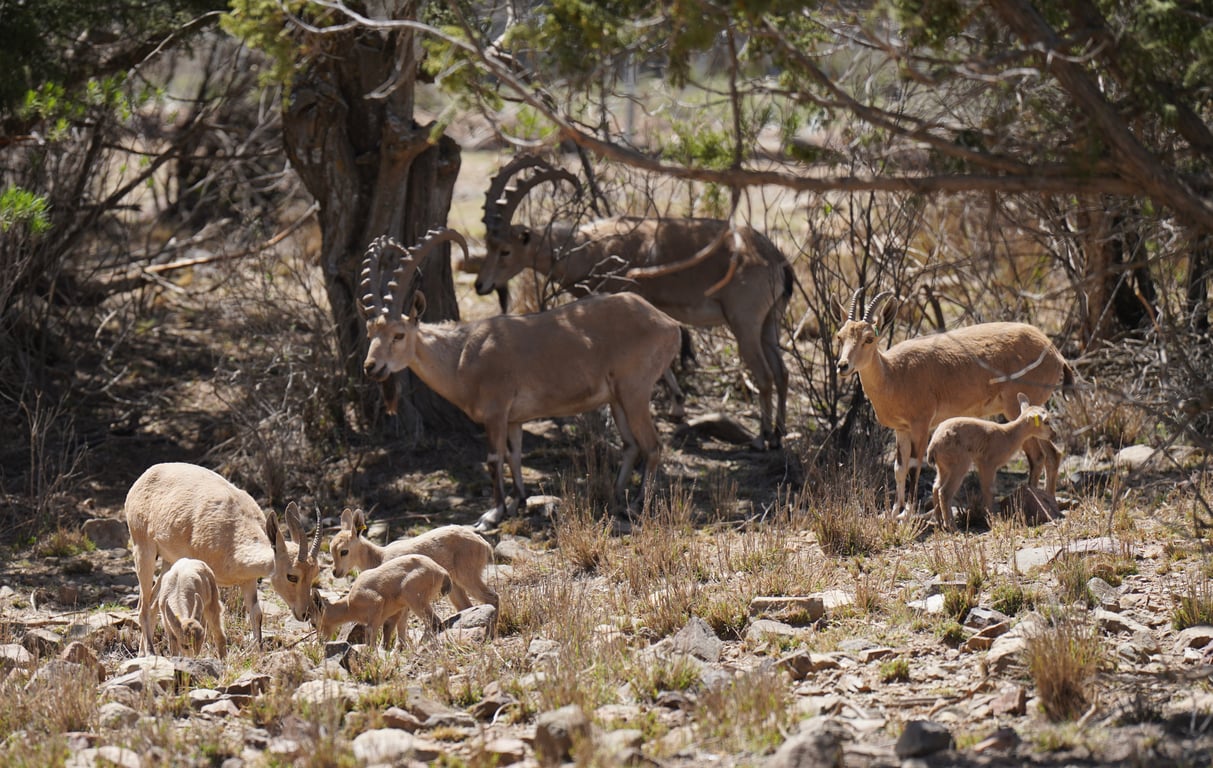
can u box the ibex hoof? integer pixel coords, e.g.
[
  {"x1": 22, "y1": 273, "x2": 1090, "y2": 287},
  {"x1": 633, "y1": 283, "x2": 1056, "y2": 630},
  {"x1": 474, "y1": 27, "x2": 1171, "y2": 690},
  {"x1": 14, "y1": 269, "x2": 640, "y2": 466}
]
[{"x1": 473, "y1": 507, "x2": 506, "y2": 533}]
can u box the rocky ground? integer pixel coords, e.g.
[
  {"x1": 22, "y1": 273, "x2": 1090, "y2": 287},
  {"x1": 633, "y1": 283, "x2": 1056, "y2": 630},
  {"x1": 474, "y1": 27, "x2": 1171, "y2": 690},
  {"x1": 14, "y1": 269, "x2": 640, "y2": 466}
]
[{"x1": 2, "y1": 435, "x2": 1213, "y2": 768}]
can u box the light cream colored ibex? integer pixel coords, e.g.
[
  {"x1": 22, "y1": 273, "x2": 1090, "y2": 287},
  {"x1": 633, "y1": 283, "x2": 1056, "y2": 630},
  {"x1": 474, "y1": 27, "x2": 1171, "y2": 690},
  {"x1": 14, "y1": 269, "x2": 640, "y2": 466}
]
[
  {"x1": 153, "y1": 557, "x2": 227, "y2": 658},
  {"x1": 360, "y1": 228, "x2": 681, "y2": 531},
  {"x1": 927, "y1": 393, "x2": 1058, "y2": 531},
  {"x1": 311, "y1": 554, "x2": 452, "y2": 649},
  {"x1": 476, "y1": 154, "x2": 793, "y2": 449},
  {"x1": 330, "y1": 508, "x2": 498, "y2": 610},
  {"x1": 835, "y1": 289, "x2": 1072, "y2": 515},
  {"x1": 125, "y1": 462, "x2": 323, "y2": 654}
]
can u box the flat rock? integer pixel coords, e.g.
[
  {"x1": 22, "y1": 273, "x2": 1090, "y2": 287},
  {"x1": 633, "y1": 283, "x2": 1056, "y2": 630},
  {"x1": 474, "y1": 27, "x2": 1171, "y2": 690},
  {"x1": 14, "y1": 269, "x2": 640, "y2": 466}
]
[
  {"x1": 749, "y1": 596, "x2": 825, "y2": 624},
  {"x1": 352, "y1": 728, "x2": 415, "y2": 765},
  {"x1": 481, "y1": 737, "x2": 527, "y2": 765},
  {"x1": 1013, "y1": 537, "x2": 1119, "y2": 572},
  {"x1": 0, "y1": 644, "x2": 34, "y2": 672},
  {"x1": 766, "y1": 716, "x2": 851, "y2": 768},
  {"x1": 291, "y1": 679, "x2": 361, "y2": 710},
  {"x1": 1174, "y1": 625, "x2": 1213, "y2": 651},
  {"x1": 746, "y1": 619, "x2": 801, "y2": 645},
  {"x1": 1093, "y1": 608, "x2": 1150, "y2": 635},
  {"x1": 66, "y1": 746, "x2": 142, "y2": 768},
  {"x1": 81, "y1": 518, "x2": 129, "y2": 549}
]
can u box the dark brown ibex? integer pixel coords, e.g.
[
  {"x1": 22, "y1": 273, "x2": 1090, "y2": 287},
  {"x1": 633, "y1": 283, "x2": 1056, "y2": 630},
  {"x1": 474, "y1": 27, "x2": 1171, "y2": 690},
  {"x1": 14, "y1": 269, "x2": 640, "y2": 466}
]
[
  {"x1": 360, "y1": 228, "x2": 681, "y2": 531},
  {"x1": 476, "y1": 155, "x2": 793, "y2": 449}
]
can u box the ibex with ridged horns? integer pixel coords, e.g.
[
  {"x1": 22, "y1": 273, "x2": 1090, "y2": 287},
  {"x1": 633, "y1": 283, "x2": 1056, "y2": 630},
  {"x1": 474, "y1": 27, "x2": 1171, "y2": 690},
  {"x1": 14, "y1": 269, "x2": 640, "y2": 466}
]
[
  {"x1": 834, "y1": 289, "x2": 1072, "y2": 516},
  {"x1": 476, "y1": 155, "x2": 793, "y2": 449},
  {"x1": 360, "y1": 228, "x2": 681, "y2": 531}
]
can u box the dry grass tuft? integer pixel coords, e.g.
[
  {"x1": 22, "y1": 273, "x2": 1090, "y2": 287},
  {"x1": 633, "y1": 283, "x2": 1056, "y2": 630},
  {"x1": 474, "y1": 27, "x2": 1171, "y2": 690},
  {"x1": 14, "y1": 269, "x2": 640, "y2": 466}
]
[{"x1": 1024, "y1": 611, "x2": 1104, "y2": 722}]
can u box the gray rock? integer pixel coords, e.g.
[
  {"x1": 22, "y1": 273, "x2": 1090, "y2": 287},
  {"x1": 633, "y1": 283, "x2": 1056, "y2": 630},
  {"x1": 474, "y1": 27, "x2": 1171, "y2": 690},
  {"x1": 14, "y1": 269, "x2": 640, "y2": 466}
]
[
  {"x1": 352, "y1": 729, "x2": 415, "y2": 765},
  {"x1": 766, "y1": 716, "x2": 850, "y2": 768},
  {"x1": 0, "y1": 644, "x2": 33, "y2": 672},
  {"x1": 98, "y1": 701, "x2": 139, "y2": 729},
  {"x1": 291, "y1": 679, "x2": 360, "y2": 710},
  {"x1": 748, "y1": 596, "x2": 825, "y2": 624},
  {"x1": 382, "y1": 706, "x2": 424, "y2": 731},
  {"x1": 895, "y1": 720, "x2": 954, "y2": 758},
  {"x1": 1013, "y1": 537, "x2": 1119, "y2": 573},
  {"x1": 1093, "y1": 608, "x2": 1150, "y2": 635},
  {"x1": 21, "y1": 627, "x2": 64, "y2": 657},
  {"x1": 964, "y1": 607, "x2": 1011, "y2": 630},
  {"x1": 494, "y1": 536, "x2": 532, "y2": 564},
  {"x1": 82, "y1": 518, "x2": 129, "y2": 549},
  {"x1": 66, "y1": 746, "x2": 142, "y2": 768},
  {"x1": 1087, "y1": 577, "x2": 1120, "y2": 611},
  {"x1": 669, "y1": 616, "x2": 722, "y2": 662},
  {"x1": 446, "y1": 603, "x2": 498, "y2": 633},
  {"x1": 1174, "y1": 625, "x2": 1213, "y2": 651},
  {"x1": 481, "y1": 737, "x2": 527, "y2": 765},
  {"x1": 534, "y1": 704, "x2": 592, "y2": 766},
  {"x1": 746, "y1": 619, "x2": 801, "y2": 645}
]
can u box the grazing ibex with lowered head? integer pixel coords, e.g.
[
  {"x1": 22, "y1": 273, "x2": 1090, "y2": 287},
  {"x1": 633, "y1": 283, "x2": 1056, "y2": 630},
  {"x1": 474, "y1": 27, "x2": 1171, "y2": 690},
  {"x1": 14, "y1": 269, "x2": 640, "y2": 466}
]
[
  {"x1": 311, "y1": 553, "x2": 452, "y2": 649},
  {"x1": 125, "y1": 462, "x2": 323, "y2": 654},
  {"x1": 360, "y1": 228, "x2": 681, "y2": 532},
  {"x1": 153, "y1": 557, "x2": 227, "y2": 658},
  {"x1": 927, "y1": 393, "x2": 1058, "y2": 531},
  {"x1": 330, "y1": 508, "x2": 498, "y2": 611},
  {"x1": 476, "y1": 155, "x2": 793, "y2": 449},
  {"x1": 834, "y1": 289, "x2": 1072, "y2": 515}
]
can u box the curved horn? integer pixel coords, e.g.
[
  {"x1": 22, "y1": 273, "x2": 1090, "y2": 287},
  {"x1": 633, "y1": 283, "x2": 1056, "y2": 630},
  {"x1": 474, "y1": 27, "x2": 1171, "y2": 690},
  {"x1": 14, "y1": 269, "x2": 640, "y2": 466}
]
[
  {"x1": 383, "y1": 227, "x2": 470, "y2": 319},
  {"x1": 863, "y1": 291, "x2": 896, "y2": 324},
  {"x1": 483, "y1": 154, "x2": 581, "y2": 235},
  {"x1": 308, "y1": 506, "x2": 322, "y2": 562},
  {"x1": 846, "y1": 287, "x2": 864, "y2": 321},
  {"x1": 284, "y1": 502, "x2": 307, "y2": 564},
  {"x1": 359, "y1": 236, "x2": 410, "y2": 319}
]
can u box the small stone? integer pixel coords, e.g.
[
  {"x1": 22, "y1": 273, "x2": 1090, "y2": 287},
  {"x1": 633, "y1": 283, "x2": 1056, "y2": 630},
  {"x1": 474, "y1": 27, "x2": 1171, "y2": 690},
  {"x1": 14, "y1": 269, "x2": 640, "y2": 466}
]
[
  {"x1": 382, "y1": 706, "x2": 424, "y2": 732},
  {"x1": 748, "y1": 596, "x2": 825, "y2": 624},
  {"x1": 481, "y1": 738, "x2": 527, "y2": 765},
  {"x1": 493, "y1": 537, "x2": 532, "y2": 564},
  {"x1": 21, "y1": 628, "x2": 64, "y2": 657},
  {"x1": 291, "y1": 679, "x2": 359, "y2": 710},
  {"x1": 990, "y1": 685, "x2": 1027, "y2": 716},
  {"x1": 1087, "y1": 577, "x2": 1120, "y2": 610},
  {"x1": 535, "y1": 704, "x2": 592, "y2": 766},
  {"x1": 858, "y1": 647, "x2": 895, "y2": 663},
  {"x1": 66, "y1": 746, "x2": 142, "y2": 768},
  {"x1": 895, "y1": 720, "x2": 954, "y2": 758},
  {"x1": 0, "y1": 644, "x2": 34, "y2": 673},
  {"x1": 82, "y1": 518, "x2": 129, "y2": 549},
  {"x1": 668, "y1": 616, "x2": 723, "y2": 662},
  {"x1": 98, "y1": 701, "x2": 139, "y2": 729},
  {"x1": 1093, "y1": 608, "x2": 1150, "y2": 635},
  {"x1": 746, "y1": 619, "x2": 801, "y2": 645},
  {"x1": 767, "y1": 717, "x2": 850, "y2": 768},
  {"x1": 1174, "y1": 625, "x2": 1213, "y2": 651},
  {"x1": 963, "y1": 607, "x2": 1010, "y2": 630},
  {"x1": 445, "y1": 604, "x2": 498, "y2": 634}
]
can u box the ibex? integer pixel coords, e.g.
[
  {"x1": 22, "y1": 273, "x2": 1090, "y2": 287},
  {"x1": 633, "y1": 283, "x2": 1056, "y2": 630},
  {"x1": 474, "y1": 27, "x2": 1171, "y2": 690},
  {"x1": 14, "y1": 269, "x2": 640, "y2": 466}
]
[
  {"x1": 311, "y1": 554, "x2": 452, "y2": 649},
  {"x1": 476, "y1": 154, "x2": 793, "y2": 449},
  {"x1": 360, "y1": 228, "x2": 681, "y2": 531},
  {"x1": 835, "y1": 289, "x2": 1072, "y2": 515},
  {"x1": 153, "y1": 557, "x2": 226, "y2": 658},
  {"x1": 125, "y1": 462, "x2": 323, "y2": 654},
  {"x1": 927, "y1": 393, "x2": 1058, "y2": 530},
  {"x1": 330, "y1": 508, "x2": 498, "y2": 610}
]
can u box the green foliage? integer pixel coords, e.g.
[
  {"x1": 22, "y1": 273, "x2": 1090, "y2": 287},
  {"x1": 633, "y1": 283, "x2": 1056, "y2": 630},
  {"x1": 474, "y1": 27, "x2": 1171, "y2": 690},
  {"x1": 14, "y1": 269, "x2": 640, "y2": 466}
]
[
  {"x1": 221, "y1": 0, "x2": 315, "y2": 87},
  {"x1": 0, "y1": 188, "x2": 51, "y2": 235}
]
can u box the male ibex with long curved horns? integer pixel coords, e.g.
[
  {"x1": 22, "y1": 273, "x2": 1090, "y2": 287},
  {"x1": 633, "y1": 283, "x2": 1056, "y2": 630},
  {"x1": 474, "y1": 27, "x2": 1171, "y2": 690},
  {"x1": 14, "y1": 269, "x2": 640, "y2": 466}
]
[
  {"x1": 475, "y1": 155, "x2": 793, "y2": 450},
  {"x1": 360, "y1": 228, "x2": 681, "y2": 531}
]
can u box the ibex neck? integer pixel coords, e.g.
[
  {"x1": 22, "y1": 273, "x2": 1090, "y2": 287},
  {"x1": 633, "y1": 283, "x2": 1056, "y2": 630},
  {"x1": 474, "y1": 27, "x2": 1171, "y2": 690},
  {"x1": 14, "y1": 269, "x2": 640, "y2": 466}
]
[{"x1": 408, "y1": 324, "x2": 472, "y2": 411}]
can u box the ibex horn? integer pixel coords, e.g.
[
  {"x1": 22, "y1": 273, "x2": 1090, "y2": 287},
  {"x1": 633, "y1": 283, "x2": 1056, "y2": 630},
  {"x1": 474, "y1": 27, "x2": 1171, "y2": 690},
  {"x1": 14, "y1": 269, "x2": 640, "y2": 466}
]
[
  {"x1": 483, "y1": 154, "x2": 581, "y2": 234},
  {"x1": 863, "y1": 291, "x2": 896, "y2": 324},
  {"x1": 308, "y1": 506, "x2": 322, "y2": 562},
  {"x1": 846, "y1": 287, "x2": 864, "y2": 321},
  {"x1": 381, "y1": 228, "x2": 471, "y2": 319},
  {"x1": 359, "y1": 236, "x2": 410, "y2": 319}
]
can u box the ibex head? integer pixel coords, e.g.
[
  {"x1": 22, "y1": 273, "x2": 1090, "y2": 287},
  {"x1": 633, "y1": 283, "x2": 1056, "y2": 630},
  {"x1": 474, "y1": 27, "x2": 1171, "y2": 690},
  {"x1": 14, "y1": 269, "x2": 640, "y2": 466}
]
[
  {"x1": 359, "y1": 229, "x2": 469, "y2": 408},
  {"x1": 834, "y1": 288, "x2": 897, "y2": 379},
  {"x1": 266, "y1": 501, "x2": 324, "y2": 623},
  {"x1": 477, "y1": 155, "x2": 580, "y2": 297}
]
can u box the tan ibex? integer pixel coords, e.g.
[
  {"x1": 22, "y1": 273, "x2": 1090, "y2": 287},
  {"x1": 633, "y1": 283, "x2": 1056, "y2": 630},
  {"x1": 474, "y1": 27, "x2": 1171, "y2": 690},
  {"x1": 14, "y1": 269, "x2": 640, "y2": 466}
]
[
  {"x1": 125, "y1": 462, "x2": 323, "y2": 653},
  {"x1": 153, "y1": 557, "x2": 227, "y2": 658},
  {"x1": 360, "y1": 228, "x2": 681, "y2": 531},
  {"x1": 476, "y1": 154, "x2": 793, "y2": 449},
  {"x1": 834, "y1": 289, "x2": 1072, "y2": 516},
  {"x1": 311, "y1": 554, "x2": 452, "y2": 649},
  {"x1": 330, "y1": 508, "x2": 498, "y2": 610},
  {"x1": 927, "y1": 393, "x2": 1059, "y2": 530}
]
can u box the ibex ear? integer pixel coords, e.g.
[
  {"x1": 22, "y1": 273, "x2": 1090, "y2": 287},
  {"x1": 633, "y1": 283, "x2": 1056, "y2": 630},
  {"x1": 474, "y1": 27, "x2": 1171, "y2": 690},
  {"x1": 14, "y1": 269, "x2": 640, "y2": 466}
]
[
  {"x1": 339, "y1": 508, "x2": 355, "y2": 531},
  {"x1": 411, "y1": 291, "x2": 427, "y2": 320},
  {"x1": 1017, "y1": 392, "x2": 1031, "y2": 413},
  {"x1": 875, "y1": 298, "x2": 898, "y2": 337},
  {"x1": 353, "y1": 508, "x2": 367, "y2": 534},
  {"x1": 517, "y1": 226, "x2": 531, "y2": 246}
]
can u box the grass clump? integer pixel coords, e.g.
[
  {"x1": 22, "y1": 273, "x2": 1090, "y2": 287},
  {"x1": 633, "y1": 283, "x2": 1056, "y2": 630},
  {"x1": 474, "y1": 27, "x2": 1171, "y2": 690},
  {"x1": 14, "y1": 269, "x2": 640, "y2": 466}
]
[
  {"x1": 695, "y1": 666, "x2": 793, "y2": 754},
  {"x1": 1024, "y1": 612, "x2": 1104, "y2": 722},
  {"x1": 1172, "y1": 576, "x2": 1213, "y2": 630},
  {"x1": 990, "y1": 582, "x2": 1039, "y2": 616},
  {"x1": 879, "y1": 656, "x2": 911, "y2": 683}
]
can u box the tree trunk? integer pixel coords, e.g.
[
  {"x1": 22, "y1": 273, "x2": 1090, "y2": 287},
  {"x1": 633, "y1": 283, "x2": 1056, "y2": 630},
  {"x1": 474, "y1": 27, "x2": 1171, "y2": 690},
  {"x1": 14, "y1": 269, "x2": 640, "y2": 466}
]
[{"x1": 280, "y1": 11, "x2": 474, "y2": 440}]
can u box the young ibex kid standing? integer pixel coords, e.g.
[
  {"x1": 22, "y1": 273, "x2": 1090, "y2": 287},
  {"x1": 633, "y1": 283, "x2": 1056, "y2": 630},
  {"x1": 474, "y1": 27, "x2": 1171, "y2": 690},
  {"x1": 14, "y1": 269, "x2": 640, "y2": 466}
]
[
  {"x1": 311, "y1": 554, "x2": 452, "y2": 650},
  {"x1": 329, "y1": 508, "x2": 498, "y2": 610},
  {"x1": 834, "y1": 289, "x2": 1072, "y2": 516},
  {"x1": 154, "y1": 557, "x2": 227, "y2": 658},
  {"x1": 927, "y1": 393, "x2": 1059, "y2": 530}
]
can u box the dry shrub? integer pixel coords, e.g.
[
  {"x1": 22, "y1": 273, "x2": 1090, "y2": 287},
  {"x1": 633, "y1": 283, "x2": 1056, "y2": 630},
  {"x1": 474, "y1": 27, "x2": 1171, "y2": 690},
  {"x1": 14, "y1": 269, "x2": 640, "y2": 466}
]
[
  {"x1": 553, "y1": 475, "x2": 612, "y2": 574},
  {"x1": 694, "y1": 665, "x2": 794, "y2": 754},
  {"x1": 1172, "y1": 575, "x2": 1213, "y2": 630},
  {"x1": 1024, "y1": 612, "x2": 1104, "y2": 722}
]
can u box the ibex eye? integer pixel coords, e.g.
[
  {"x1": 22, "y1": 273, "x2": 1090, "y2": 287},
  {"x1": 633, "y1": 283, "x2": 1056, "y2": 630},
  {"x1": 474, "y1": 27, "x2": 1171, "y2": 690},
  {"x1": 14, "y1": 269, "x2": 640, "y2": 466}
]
[
  {"x1": 339, "y1": 549, "x2": 348, "y2": 557},
  {"x1": 393, "y1": 332, "x2": 405, "y2": 341},
  {"x1": 287, "y1": 574, "x2": 299, "y2": 584}
]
